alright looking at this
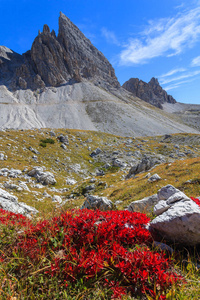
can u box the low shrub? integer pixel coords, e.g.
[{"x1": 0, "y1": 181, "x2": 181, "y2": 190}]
[
  {"x1": 39, "y1": 138, "x2": 55, "y2": 147},
  {"x1": 0, "y1": 209, "x2": 181, "y2": 299}
]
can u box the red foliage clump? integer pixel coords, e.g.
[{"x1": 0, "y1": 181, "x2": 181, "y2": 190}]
[
  {"x1": 0, "y1": 208, "x2": 31, "y2": 227},
  {"x1": 12, "y1": 209, "x2": 181, "y2": 299}
]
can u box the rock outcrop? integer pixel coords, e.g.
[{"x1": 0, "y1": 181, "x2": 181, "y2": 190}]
[
  {"x1": 0, "y1": 188, "x2": 38, "y2": 217},
  {"x1": 0, "y1": 14, "x2": 199, "y2": 136},
  {"x1": 0, "y1": 12, "x2": 119, "y2": 91},
  {"x1": 126, "y1": 155, "x2": 165, "y2": 179},
  {"x1": 150, "y1": 185, "x2": 200, "y2": 246},
  {"x1": 122, "y1": 77, "x2": 176, "y2": 109},
  {"x1": 27, "y1": 167, "x2": 56, "y2": 185}
]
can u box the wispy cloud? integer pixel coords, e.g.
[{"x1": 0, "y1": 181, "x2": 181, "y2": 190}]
[
  {"x1": 164, "y1": 79, "x2": 195, "y2": 91},
  {"x1": 160, "y1": 70, "x2": 200, "y2": 85},
  {"x1": 119, "y1": 6, "x2": 200, "y2": 65},
  {"x1": 101, "y1": 27, "x2": 120, "y2": 46},
  {"x1": 159, "y1": 68, "x2": 187, "y2": 78},
  {"x1": 191, "y1": 55, "x2": 200, "y2": 66}
]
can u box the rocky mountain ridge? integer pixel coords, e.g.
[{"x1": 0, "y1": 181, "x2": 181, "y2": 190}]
[
  {"x1": 0, "y1": 12, "x2": 119, "y2": 91},
  {"x1": 0, "y1": 12, "x2": 199, "y2": 135},
  {"x1": 122, "y1": 77, "x2": 176, "y2": 109}
]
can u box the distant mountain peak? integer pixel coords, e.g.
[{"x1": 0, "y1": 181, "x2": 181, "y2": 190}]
[{"x1": 122, "y1": 77, "x2": 176, "y2": 109}]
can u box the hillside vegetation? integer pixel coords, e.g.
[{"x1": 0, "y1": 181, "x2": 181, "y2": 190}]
[{"x1": 0, "y1": 129, "x2": 200, "y2": 299}]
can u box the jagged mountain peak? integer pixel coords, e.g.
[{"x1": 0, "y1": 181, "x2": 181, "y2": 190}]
[
  {"x1": 0, "y1": 12, "x2": 119, "y2": 91},
  {"x1": 122, "y1": 77, "x2": 176, "y2": 109},
  {"x1": 148, "y1": 77, "x2": 159, "y2": 85},
  {"x1": 0, "y1": 13, "x2": 199, "y2": 136}
]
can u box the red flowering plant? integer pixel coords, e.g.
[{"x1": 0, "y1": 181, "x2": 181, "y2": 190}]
[
  {"x1": 0, "y1": 208, "x2": 32, "y2": 262},
  {"x1": 11, "y1": 209, "x2": 182, "y2": 299}
]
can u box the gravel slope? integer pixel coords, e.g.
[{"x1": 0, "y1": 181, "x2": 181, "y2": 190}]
[{"x1": 0, "y1": 82, "x2": 199, "y2": 137}]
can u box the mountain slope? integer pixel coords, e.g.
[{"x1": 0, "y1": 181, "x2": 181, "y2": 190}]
[
  {"x1": 0, "y1": 82, "x2": 199, "y2": 136},
  {"x1": 0, "y1": 13, "x2": 199, "y2": 136}
]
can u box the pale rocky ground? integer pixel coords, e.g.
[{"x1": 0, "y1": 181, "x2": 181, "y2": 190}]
[
  {"x1": 163, "y1": 102, "x2": 200, "y2": 131},
  {"x1": 0, "y1": 82, "x2": 199, "y2": 137}
]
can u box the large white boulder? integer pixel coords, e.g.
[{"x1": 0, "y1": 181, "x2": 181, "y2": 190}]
[
  {"x1": 150, "y1": 185, "x2": 200, "y2": 246},
  {"x1": 0, "y1": 188, "x2": 38, "y2": 217},
  {"x1": 28, "y1": 166, "x2": 56, "y2": 185}
]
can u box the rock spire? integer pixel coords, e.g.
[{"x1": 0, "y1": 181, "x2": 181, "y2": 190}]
[
  {"x1": 0, "y1": 12, "x2": 119, "y2": 90},
  {"x1": 122, "y1": 77, "x2": 176, "y2": 109}
]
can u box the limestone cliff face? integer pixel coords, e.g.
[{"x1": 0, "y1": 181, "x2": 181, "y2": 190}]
[
  {"x1": 122, "y1": 77, "x2": 176, "y2": 109},
  {"x1": 0, "y1": 12, "x2": 119, "y2": 90}
]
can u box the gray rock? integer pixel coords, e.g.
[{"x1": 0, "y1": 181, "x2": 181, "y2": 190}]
[
  {"x1": 61, "y1": 143, "x2": 67, "y2": 150},
  {"x1": 0, "y1": 188, "x2": 38, "y2": 217},
  {"x1": 128, "y1": 194, "x2": 158, "y2": 213},
  {"x1": 66, "y1": 178, "x2": 77, "y2": 185},
  {"x1": 81, "y1": 195, "x2": 115, "y2": 211},
  {"x1": 150, "y1": 185, "x2": 200, "y2": 245},
  {"x1": 32, "y1": 155, "x2": 38, "y2": 161},
  {"x1": 52, "y1": 195, "x2": 62, "y2": 204},
  {"x1": 0, "y1": 153, "x2": 7, "y2": 160},
  {"x1": 157, "y1": 184, "x2": 179, "y2": 201},
  {"x1": 28, "y1": 146, "x2": 40, "y2": 155},
  {"x1": 43, "y1": 191, "x2": 51, "y2": 197},
  {"x1": 4, "y1": 182, "x2": 23, "y2": 191},
  {"x1": 113, "y1": 158, "x2": 127, "y2": 168},
  {"x1": 90, "y1": 178, "x2": 96, "y2": 183},
  {"x1": 85, "y1": 184, "x2": 95, "y2": 192},
  {"x1": 49, "y1": 130, "x2": 56, "y2": 137},
  {"x1": 58, "y1": 134, "x2": 69, "y2": 145},
  {"x1": 148, "y1": 173, "x2": 161, "y2": 182},
  {"x1": 126, "y1": 155, "x2": 165, "y2": 179},
  {"x1": 8, "y1": 169, "x2": 22, "y2": 178},
  {"x1": 0, "y1": 11, "x2": 119, "y2": 91},
  {"x1": 96, "y1": 170, "x2": 105, "y2": 176},
  {"x1": 18, "y1": 182, "x2": 30, "y2": 191},
  {"x1": 104, "y1": 163, "x2": 111, "y2": 169},
  {"x1": 154, "y1": 200, "x2": 170, "y2": 216},
  {"x1": 28, "y1": 166, "x2": 56, "y2": 185},
  {"x1": 178, "y1": 152, "x2": 186, "y2": 157},
  {"x1": 166, "y1": 191, "x2": 190, "y2": 205},
  {"x1": 123, "y1": 77, "x2": 176, "y2": 109},
  {"x1": 90, "y1": 148, "x2": 102, "y2": 157}
]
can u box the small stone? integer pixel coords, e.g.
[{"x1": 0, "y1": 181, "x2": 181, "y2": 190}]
[
  {"x1": 66, "y1": 178, "x2": 77, "y2": 185},
  {"x1": 90, "y1": 148, "x2": 102, "y2": 157},
  {"x1": 148, "y1": 174, "x2": 161, "y2": 182},
  {"x1": 61, "y1": 143, "x2": 67, "y2": 150},
  {"x1": 81, "y1": 195, "x2": 115, "y2": 211},
  {"x1": 52, "y1": 195, "x2": 62, "y2": 204},
  {"x1": 90, "y1": 178, "x2": 96, "y2": 183}
]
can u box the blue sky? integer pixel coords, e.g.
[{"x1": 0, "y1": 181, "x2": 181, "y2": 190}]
[{"x1": 1, "y1": 0, "x2": 200, "y2": 104}]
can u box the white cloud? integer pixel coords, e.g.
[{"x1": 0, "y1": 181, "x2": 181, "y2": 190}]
[
  {"x1": 159, "y1": 68, "x2": 187, "y2": 78},
  {"x1": 160, "y1": 70, "x2": 200, "y2": 84},
  {"x1": 164, "y1": 79, "x2": 195, "y2": 91},
  {"x1": 101, "y1": 27, "x2": 120, "y2": 46},
  {"x1": 119, "y1": 6, "x2": 200, "y2": 65},
  {"x1": 191, "y1": 55, "x2": 200, "y2": 66}
]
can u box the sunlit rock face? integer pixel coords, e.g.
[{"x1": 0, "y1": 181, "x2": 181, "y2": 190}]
[{"x1": 123, "y1": 77, "x2": 176, "y2": 109}]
